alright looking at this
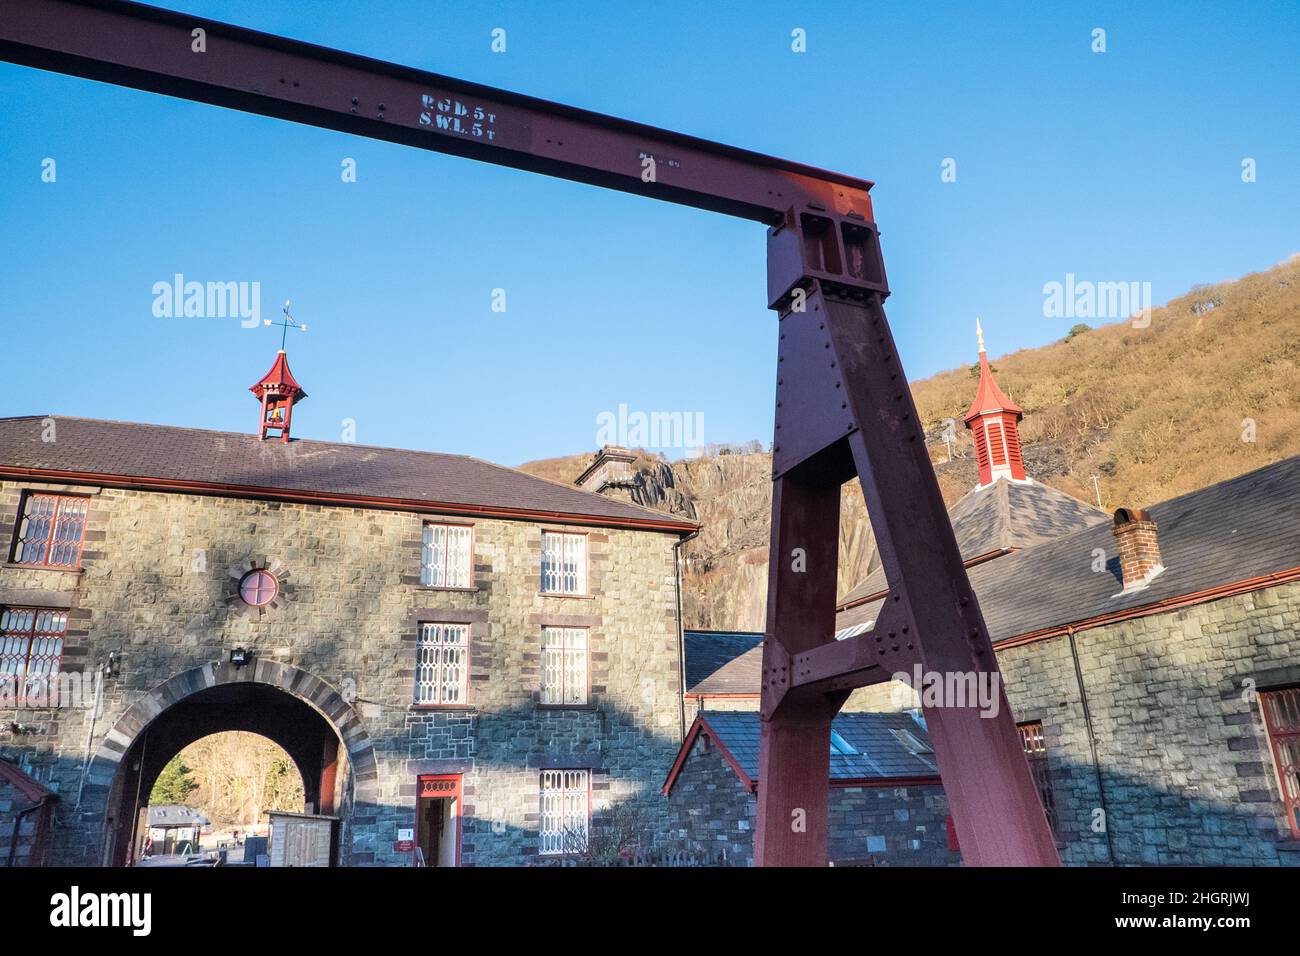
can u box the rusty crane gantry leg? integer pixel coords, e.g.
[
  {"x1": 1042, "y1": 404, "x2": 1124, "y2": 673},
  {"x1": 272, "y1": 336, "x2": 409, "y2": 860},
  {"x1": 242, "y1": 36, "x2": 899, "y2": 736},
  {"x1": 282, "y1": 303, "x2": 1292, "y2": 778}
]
[
  {"x1": 757, "y1": 216, "x2": 1059, "y2": 866},
  {"x1": 0, "y1": 0, "x2": 1059, "y2": 867}
]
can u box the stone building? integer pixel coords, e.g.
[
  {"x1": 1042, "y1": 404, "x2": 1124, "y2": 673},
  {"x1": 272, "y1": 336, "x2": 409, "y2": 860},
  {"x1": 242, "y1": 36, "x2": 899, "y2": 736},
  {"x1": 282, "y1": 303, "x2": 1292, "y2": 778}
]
[
  {"x1": 661, "y1": 711, "x2": 957, "y2": 866},
  {"x1": 692, "y1": 332, "x2": 1300, "y2": 866},
  {"x1": 682, "y1": 629, "x2": 763, "y2": 721},
  {"x1": 0, "y1": 760, "x2": 55, "y2": 866},
  {"x1": 0, "y1": 349, "x2": 696, "y2": 867}
]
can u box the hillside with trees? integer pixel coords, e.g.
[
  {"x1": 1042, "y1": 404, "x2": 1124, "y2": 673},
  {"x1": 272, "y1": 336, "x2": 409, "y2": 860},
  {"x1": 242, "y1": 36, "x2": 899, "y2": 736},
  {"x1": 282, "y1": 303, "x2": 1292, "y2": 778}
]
[{"x1": 148, "y1": 732, "x2": 305, "y2": 831}]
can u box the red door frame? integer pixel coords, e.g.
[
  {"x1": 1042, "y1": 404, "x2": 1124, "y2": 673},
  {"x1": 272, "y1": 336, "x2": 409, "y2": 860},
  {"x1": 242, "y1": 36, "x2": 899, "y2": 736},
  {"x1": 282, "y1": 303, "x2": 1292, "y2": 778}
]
[{"x1": 416, "y1": 774, "x2": 463, "y2": 867}]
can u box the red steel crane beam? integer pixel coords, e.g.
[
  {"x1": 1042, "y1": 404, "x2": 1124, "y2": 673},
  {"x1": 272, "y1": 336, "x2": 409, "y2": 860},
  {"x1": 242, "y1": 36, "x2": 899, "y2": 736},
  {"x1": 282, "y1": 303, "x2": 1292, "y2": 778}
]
[
  {"x1": 0, "y1": 0, "x2": 873, "y2": 224},
  {"x1": 0, "y1": 0, "x2": 1059, "y2": 867}
]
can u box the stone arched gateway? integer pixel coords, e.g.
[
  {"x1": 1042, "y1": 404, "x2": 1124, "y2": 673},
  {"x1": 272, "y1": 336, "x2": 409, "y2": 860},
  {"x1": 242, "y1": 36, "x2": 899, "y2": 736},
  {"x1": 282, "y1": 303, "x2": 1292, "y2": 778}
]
[{"x1": 81, "y1": 659, "x2": 378, "y2": 866}]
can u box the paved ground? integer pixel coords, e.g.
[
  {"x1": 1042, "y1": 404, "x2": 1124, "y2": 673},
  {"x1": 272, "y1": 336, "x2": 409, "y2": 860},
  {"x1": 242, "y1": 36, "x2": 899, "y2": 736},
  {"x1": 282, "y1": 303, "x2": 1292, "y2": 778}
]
[
  {"x1": 136, "y1": 844, "x2": 251, "y2": 866},
  {"x1": 136, "y1": 852, "x2": 217, "y2": 867}
]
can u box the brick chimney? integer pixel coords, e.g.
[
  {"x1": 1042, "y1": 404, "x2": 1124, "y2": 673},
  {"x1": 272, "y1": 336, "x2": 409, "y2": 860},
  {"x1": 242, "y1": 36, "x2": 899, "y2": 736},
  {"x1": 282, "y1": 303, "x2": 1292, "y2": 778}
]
[{"x1": 1112, "y1": 507, "x2": 1164, "y2": 590}]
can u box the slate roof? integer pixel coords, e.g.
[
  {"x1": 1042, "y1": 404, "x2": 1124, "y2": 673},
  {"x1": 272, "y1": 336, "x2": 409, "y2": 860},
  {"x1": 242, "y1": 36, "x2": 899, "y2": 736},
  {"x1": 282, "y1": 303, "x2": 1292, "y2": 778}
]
[
  {"x1": 0, "y1": 416, "x2": 694, "y2": 532},
  {"x1": 665, "y1": 711, "x2": 941, "y2": 792},
  {"x1": 146, "y1": 805, "x2": 210, "y2": 828},
  {"x1": 688, "y1": 644, "x2": 764, "y2": 696},
  {"x1": 837, "y1": 454, "x2": 1300, "y2": 643},
  {"x1": 838, "y1": 478, "x2": 1107, "y2": 608},
  {"x1": 683, "y1": 630, "x2": 763, "y2": 689},
  {"x1": 688, "y1": 456, "x2": 1300, "y2": 696},
  {"x1": 948, "y1": 478, "x2": 1109, "y2": 558}
]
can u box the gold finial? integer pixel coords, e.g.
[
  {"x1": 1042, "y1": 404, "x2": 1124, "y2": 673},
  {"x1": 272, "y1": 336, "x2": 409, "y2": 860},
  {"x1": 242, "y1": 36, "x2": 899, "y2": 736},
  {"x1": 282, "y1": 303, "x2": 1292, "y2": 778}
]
[{"x1": 976, "y1": 317, "x2": 986, "y2": 353}]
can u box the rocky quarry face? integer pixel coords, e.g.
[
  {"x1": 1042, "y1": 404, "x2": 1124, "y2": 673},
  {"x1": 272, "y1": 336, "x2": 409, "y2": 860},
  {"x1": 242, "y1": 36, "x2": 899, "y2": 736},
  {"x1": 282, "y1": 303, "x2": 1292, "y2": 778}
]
[
  {"x1": 525, "y1": 430, "x2": 984, "y2": 632},
  {"x1": 649, "y1": 445, "x2": 981, "y2": 630}
]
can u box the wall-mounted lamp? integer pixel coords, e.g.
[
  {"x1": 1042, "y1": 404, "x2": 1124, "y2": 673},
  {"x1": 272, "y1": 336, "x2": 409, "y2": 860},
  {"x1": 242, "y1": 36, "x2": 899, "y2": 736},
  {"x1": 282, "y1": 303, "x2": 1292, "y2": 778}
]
[
  {"x1": 103, "y1": 651, "x2": 121, "y2": 678},
  {"x1": 230, "y1": 646, "x2": 252, "y2": 668}
]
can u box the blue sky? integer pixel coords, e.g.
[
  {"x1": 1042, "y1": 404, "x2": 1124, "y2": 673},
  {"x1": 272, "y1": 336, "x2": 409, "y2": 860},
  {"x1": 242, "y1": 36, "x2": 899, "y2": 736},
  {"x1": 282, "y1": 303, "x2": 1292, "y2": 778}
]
[{"x1": 2, "y1": 0, "x2": 1296, "y2": 465}]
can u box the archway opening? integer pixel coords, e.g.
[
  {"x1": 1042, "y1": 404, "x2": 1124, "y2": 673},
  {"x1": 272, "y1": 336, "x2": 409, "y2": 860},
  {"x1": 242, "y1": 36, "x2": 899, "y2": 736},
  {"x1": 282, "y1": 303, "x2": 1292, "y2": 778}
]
[
  {"x1": 108, "y1": 680, "x2": 350, "y2": 867},
  {"x1": 139, "y1": 731, "x2": 307, "y2": 863}
]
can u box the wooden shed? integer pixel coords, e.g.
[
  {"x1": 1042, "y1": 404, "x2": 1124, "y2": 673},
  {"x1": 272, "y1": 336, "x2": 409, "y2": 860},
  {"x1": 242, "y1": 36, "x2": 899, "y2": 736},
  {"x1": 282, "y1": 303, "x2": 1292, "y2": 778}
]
[{"x1": 267, "y1": 811, "x2": 337, "y2": 867}]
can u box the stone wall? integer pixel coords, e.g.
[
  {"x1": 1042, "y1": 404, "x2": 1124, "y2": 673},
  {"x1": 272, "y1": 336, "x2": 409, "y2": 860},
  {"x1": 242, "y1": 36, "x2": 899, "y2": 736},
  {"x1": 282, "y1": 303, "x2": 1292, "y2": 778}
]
[
  {"x1": 826, "y1": 784, "x2": 957, "y2": 866},
  {"x1": 662, "y1": 733, "x2": 957, "y2": 866},
  {"x1": 0, "y1": 478, "x2": 685, "y2": 866},
  {"x1": 673, "y1": 582, "x2": 1300, "y2": 866},
  {"x1": 998, "y1": 581, "x2": 1300, "y2": 866},
  {"x1": 683, "y1": 695, "x2": 758, "y2": 724},
  {"x1": 661, "y1": 738, "x2": 755, "y2": 864}
]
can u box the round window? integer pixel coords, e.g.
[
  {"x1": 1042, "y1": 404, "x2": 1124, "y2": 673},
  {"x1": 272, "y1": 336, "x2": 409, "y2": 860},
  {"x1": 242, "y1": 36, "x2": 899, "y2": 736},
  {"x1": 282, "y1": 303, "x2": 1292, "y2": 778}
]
[{"x1": 239, "y1": 569, "x2": 278, "y2": 607}]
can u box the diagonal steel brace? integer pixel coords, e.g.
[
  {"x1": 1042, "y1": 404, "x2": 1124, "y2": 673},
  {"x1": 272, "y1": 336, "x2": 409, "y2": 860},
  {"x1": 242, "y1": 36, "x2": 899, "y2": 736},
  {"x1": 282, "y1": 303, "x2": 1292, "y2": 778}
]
[{"x1": 755, "y1": 208, "x2": 1060, "y2": 867}]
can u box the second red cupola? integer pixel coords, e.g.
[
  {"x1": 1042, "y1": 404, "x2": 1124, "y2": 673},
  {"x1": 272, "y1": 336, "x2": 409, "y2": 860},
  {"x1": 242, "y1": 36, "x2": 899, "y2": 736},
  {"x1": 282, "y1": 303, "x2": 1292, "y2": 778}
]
[{"x1": 963, "y1": 319, "x2": 1026, "y2": 488}]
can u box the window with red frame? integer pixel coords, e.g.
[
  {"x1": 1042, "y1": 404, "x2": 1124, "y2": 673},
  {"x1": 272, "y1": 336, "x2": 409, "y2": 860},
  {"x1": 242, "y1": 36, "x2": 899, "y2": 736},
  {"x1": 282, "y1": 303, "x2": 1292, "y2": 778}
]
[
  {"x1": 540, "y1": 532, "x2": 586, "y2": 594},
  {"x1": 420, "y1": 523, "x2": 473, "y2": 589},
  {"x1": 1260, "y1": 686, "x2": 1300, "y2": 838},
  {"x1": 414, "y1": 623, "x2": 470, "y2": 706},
  {"x1": 540, "y1": 626, "x2": 588, "y2": 705},
  {"x1": 11, "y1": 493, "x2": 89, "y2": 568},
  {"x1": 0, "y1": 607, "x2": 67, "y2": 692},
  {"x1": 1017, "y1": 720, "x2": 1059, "y2": 835},
  {"x1": 539, "y1": 769, "x2": 589, "y2": 855}
]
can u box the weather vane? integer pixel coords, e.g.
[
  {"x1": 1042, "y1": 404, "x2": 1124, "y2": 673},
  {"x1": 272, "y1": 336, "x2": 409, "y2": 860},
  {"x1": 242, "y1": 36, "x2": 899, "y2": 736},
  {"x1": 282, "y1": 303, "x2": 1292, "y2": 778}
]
[{"x1": 264, "y1": 299, "x2": 308, "y2": 350}]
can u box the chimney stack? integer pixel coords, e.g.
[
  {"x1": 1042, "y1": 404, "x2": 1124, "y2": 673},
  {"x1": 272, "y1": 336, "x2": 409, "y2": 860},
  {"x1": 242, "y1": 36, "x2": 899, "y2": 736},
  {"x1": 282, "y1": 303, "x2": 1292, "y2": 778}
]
[
  {"x1": 575, "y1": 446, "x2": 638, "y2": 500},
  {"x1": 1112, "y1": 507, "x2": 1164, "y2": 590}
]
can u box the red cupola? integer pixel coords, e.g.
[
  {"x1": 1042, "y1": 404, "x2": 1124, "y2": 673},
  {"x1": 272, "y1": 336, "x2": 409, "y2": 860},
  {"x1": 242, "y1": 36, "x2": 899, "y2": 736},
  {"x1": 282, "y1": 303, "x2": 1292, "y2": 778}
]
[
  {"x1": 250, "y1": 350, "x2": 307, "y2": 443},
  {"x1": 963, "y1": 319, "x2": 1026, "y2": 488}
]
